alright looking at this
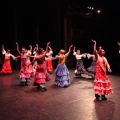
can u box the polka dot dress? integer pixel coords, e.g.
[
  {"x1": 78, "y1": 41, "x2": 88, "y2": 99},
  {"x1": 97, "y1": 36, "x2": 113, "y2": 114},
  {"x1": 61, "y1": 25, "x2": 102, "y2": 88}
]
[{"x1": 94, "y1": 57, "x2": 113, "y2": 95}]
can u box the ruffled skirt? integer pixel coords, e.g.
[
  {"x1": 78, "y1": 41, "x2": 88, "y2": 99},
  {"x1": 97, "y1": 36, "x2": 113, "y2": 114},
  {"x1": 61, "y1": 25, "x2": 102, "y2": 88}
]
[{"x1": 54, "y1": 64, "x2": 70, "y2": 87}]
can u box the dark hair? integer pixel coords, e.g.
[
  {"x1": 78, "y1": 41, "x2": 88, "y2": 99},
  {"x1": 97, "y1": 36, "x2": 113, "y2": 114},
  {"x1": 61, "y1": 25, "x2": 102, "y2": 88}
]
[{"x1": 36, "y1": 48, "x2": 44, "y2": 54}]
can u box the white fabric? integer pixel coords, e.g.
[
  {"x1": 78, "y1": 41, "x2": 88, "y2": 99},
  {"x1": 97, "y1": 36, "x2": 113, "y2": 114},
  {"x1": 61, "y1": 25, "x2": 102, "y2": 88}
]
[
  {"x1": 73, "y1": 52, "x2": 85, "y2": 60},
  {"x1": 45, "y1": 51, "x2": 53, "y2": 60},
  {"x1": 2, "y1": 50, "x2": 15, "y2": 60},
  {"x1": 87, "y1": 54, "x2": 96, "y2": 61}
]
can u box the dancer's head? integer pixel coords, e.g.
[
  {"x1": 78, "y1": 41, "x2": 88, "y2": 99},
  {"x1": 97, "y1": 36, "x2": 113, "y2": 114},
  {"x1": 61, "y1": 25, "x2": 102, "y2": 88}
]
[
  {"x1": 6, "y1": 49, "x2": 10, "y2": 53},
  {"x1": 36, "y1": 48, "x2": 44, "y2": 55},
  {"x1": 97, "y1": 46, "x2": 105, "y2": 56},
  {"x1": 59, "y1": 49, "x2": 65, "y2": 54},
  {"x1": 98, "y1": 49, "x2": 105, "y2": 56},
  {"x1": 76, "y1": 50, "x2": 80, "y2": 55},
  {"x1": 22, "y1": 48, "x2": 26, "y2": 54}
]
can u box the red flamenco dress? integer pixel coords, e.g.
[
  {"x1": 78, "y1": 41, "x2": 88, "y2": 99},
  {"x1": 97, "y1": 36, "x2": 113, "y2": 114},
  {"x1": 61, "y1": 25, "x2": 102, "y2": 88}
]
[
  {"x1": 94, "y1": 56, "x2": 113, "y2": 95},
  {"x1": 0, "y1": 50, "x2": 15, "y2": 74},
  {"x1": 45, "y1": 51, "x2": 53, "y2": 73},
  {"x1": 33, "y1": 57, "x2": 48, "y2": 90}
]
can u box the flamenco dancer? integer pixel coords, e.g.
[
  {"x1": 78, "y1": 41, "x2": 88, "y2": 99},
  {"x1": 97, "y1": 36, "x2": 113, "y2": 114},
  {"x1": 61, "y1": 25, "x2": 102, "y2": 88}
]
[
  {"x1": 52, "y1": 45, "x2": 73, "y2": 87},
  {"x1": 16, "y1": 43, "x2": 31, "y2": 86},
  {"x1": 28, "y1": 42, "x2": 50, "y2": 91},
  {"x1": 73, "y1": 46, "x2": 93, "y2": 78},
  {"x1": 32, "y1": 44, "x2": 39, "y2": 74},
  {"x1": 92, "y1": 40, "x2": 113, "y2": 100},
  {"x1": 25, "y1": 45, "x2": 34, "y2": 76},
  {"x1": 0, "y1": 45, "x2": 16, "y2": 74},
  {"x1": 45, "y1": 45, "x2": 53, "y2": 74},
  {"x1": 86, "y1": 53, "x2": 96, "y2": 79}
]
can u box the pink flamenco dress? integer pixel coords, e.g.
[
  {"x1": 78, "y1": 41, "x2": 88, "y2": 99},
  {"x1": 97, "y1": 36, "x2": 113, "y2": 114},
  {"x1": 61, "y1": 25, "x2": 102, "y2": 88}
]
[
  {"x1": 19, "y1": 54, "x2": 31, "y2": 86},
  {"x1": 0, "y1": 50, "x2": 15, "y2": 74},
  {"x1": 25, "y1": 50, "x2": 34, "y2": 76},
  {"x1": 94, "y1": 55, "x2": 113, "y2": 96}
]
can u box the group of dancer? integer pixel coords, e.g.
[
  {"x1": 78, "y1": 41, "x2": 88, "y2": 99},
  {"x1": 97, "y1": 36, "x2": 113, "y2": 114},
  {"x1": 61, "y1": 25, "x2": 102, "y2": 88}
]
[{"x1": 0, "y1": 40, "x2": 116, "y2": 100}]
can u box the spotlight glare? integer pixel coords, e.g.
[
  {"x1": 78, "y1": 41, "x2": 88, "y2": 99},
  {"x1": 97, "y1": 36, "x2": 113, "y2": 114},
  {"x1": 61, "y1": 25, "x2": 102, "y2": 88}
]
[{"x1": 97, "y1": 9, "x2": 101, "y2": 14}]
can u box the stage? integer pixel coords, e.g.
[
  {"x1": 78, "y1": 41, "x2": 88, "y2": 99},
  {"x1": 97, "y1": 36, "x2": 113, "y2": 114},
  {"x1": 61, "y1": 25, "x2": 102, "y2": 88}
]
[{"x1": 0, "y1": 69, "x2": 120, "y2": 120}]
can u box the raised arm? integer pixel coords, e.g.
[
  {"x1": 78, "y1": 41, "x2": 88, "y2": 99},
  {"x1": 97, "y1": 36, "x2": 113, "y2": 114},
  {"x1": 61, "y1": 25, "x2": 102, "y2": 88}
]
[
  {"x1": 2, "y1": 45, "x2": 6, "y2": 54},
  {"x1": 73, "y1": 46, "x2": 76, "y2": 53},
  {"x1": 92, "y1": 40, "x2": 97, "y2": 59},
  {"x1": 36, "y1": 44, "x2": 38, "y2": 50},
  {"x1": 48, "y1": 46, "x2": 52, "y2": 51},
  {"x1": 29, "y1": 45, "x2": 32, "y2": 52},
  {"x1": 66, "y1": 45, "x2": 73, "y2": 56},
  {"x1": 16, "y1": 42, "x2": 21, "y2": 55},
  {"x1": 31, "y1": 42, "x2": 50, "y2": 59},
  {"x1": 44, "y1": 42, "x2": 50, "y2": 55}
]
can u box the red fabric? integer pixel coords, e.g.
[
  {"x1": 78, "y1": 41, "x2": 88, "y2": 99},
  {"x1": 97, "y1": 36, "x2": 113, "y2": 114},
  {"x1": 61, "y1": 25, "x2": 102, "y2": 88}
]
[
  {"x1": 45, "y1": 59, "x2": 53, "y2": 72},
  {"x1": 94, "y1": 58, "x2": 113, "y2": 95},
  {"x1": 0, "y1": 58, "x2": 12, "y2": 74},
  {"x1": 34, "y1": 64, "x2": 46, "y2": 84}
]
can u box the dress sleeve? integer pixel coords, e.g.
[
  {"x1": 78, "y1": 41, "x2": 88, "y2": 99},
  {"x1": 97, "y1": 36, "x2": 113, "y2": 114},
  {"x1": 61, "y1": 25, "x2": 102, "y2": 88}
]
[
  {"x1": 82, "y1": 54, "x2": 86, "y2": 58},
  {"x1": 2, "y1": 50, "x2": 6, "y2": 55},
  {"x1": 10, "y1": 54, "x2": 15, "y2": 60},
  {"x1": 50, "y1": 51, "x2": 53, "y2": 55},
  {"x1": 73, "y1": 52, "x2": 76, "y2": 55},
  {"x1": 65, "y1": 53, "x2": 68, "y2": 57}
]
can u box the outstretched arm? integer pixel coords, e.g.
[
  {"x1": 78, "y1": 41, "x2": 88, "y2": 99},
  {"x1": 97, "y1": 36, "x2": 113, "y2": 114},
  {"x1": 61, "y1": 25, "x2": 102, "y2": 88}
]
[{"x1": 92, "y1": 40, "x2": 97, "y2": 59}]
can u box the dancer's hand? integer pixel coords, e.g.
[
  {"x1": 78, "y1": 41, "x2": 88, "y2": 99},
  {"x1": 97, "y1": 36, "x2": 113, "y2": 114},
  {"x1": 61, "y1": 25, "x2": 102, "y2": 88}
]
[
  {"x1": 92, "y1": 40, "x2": 96, "y2": 43},
  {"x1": 117, "y1": 42, "x2": 120, "y2": 46},
  {"x1": 15, "y1": 58, "x2": 18, "y2": 61},
  {"x1": 70, "y1": 45, "x2": 73, "y2": 48},
  {"x1": 29, "y1": 45, "x2": 32, "y2": 48},
  {"x1": 47, "y1": 42, "x2": 50, "y2": 46},
  {"x1": 36, "y1": 44, "x2": 38, "y2": 46},
  {"x1": 108, "y1": 68, "x2": 112, "y2": 73}
]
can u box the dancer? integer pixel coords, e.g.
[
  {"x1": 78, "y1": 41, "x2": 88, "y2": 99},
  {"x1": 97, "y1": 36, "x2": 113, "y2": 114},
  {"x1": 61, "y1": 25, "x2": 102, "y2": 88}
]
[
  {"x1": 92, "y1": 40, "x2": 113, "y2": 100},
  {"x1": 28, "y1": 42, "x2": 50, "y2": 91},
  {"x1": 32, "y1": 44, "x2": 38, "y2": 74},
  {"x1": 26, "y1": 45, "x2": 34, "y2": 76},
  {"x1": 73, "y1": 46, "x2": 93, "y2": 77},
  {"x1": 52, "y1": 45, "x2": 73, "y2": 87},
  {"x1": 45, "y1": 45, "x2": 53, "y2": 73},
  {"x1": 86, "y1": 53, "x2": 96, "y2": 79},
  {"x1": 15, "y1": 43, "x2": 31, "y2": 86},
  {"x1": 0, "y1": 45, "x2": 15, "y2": 74}
]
